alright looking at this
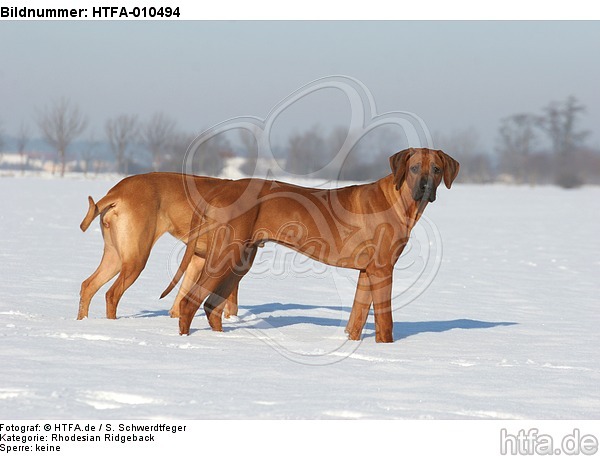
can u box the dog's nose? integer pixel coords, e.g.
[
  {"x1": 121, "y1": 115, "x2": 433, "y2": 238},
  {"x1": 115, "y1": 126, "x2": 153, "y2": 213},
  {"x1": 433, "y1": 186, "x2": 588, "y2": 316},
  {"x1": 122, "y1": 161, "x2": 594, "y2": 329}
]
[
  {"x1": 420, "y1": 177, "x2": 433, "y2": 191},
  {"x1": 418, "y1": 176, "x2": 436, "y2": 202}
]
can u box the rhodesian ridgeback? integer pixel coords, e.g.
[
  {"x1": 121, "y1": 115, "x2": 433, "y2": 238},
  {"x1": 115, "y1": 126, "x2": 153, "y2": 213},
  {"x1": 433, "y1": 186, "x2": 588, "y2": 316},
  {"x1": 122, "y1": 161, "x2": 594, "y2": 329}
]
[
  {"x1": 78, "y1": 173, "x2": 241, "y2": 320},
  {"x1": 162, "y1": 148, "x2": 459, "y2": 343}
]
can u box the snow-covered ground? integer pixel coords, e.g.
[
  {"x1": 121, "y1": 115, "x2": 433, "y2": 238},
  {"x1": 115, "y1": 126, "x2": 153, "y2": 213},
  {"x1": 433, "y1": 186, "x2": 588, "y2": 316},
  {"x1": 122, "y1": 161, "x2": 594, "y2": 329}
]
[{"x1": 0, "y1": 175, "x2": 598, "y2": 419}]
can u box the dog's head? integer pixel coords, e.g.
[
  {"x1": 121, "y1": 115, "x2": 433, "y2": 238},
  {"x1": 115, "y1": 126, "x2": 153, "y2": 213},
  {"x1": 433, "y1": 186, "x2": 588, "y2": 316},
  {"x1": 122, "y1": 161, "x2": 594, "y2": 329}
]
[{"x1": 389, "y1": 148, "x2": 460, "y2": 203}]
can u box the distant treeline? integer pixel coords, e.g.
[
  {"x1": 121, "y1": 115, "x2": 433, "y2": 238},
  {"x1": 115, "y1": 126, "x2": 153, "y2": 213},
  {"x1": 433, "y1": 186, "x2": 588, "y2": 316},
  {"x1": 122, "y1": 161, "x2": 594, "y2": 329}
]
[{"x1": 1, "y1": 96, "x2": 598, "y2": 188}]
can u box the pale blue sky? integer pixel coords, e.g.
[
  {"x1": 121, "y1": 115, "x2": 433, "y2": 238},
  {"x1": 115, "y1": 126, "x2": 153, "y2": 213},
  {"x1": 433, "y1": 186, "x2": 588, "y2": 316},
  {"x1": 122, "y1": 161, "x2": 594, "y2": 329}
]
[{"x1": 1, "y1": 21, "x2": 599, "y2": 150}]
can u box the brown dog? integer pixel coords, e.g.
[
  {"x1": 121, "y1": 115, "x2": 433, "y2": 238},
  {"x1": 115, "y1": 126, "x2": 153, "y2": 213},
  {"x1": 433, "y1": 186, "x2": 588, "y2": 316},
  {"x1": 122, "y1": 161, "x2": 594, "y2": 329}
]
[
  {"x1": 78, "y1": 172, "x2": 241, "y2": 320},
  {"x1": 163, "y1": 148, "x2": 459, "y2": 343}
]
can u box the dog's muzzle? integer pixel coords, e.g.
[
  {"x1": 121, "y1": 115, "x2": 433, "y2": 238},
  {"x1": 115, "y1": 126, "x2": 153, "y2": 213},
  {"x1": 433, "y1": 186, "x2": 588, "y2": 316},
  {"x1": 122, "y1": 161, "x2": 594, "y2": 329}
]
[{"x1": 413, "y1": 176, "x2": 436, "y2": 203}]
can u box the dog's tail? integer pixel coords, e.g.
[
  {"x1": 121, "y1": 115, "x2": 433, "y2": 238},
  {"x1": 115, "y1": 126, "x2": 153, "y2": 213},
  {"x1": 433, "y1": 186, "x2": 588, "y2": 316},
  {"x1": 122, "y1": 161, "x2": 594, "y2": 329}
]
[
  {"x1": 159, "y1": 205, "x2": 203, "y2": 299},
  {"x1": 80, "y1": 196, "x2": 99, "y2": 232},
  {"x1": 80, "y1": 195, "x2": 117, "y2": 232}
]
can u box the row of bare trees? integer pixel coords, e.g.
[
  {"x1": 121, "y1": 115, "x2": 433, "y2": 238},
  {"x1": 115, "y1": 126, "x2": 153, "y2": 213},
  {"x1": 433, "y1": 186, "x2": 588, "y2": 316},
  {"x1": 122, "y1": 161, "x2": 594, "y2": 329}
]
[
  {"x1": 282, "y1": 96, "x2": 598, "y2": 187},
  {"x1": 496, "y1": 96, "x2": 596, "y2": 187},
  {"x1": 2, "y1": 98, "x2": 227, "y2": 177},
  {"x1": 430, "y1": 96, "x2": 598, "y2": 188},
  {"x1": 278, "y1": 124, "x2": 411, "y2": 182},
  {"x1": 1, "y1": 96, "x2": 598, "y2": 186}
]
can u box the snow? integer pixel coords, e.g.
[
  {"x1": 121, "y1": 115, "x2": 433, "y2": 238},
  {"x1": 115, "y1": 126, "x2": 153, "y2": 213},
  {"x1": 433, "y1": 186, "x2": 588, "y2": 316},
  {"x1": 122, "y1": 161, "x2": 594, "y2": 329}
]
[{"x1": 0, "y1": 175, "x2": 599, "y2": 419}]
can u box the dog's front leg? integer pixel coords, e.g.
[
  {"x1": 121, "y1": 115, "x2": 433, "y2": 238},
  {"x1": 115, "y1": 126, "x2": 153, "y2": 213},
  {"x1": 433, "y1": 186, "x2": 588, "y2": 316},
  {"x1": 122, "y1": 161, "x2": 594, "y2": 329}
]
[
  {"x1": 367, "y1": 268, "x2": 394, "y2": 343},
  {"x1": 346, "y1": 270, "x2": 372, "y2": 340},
  {"x1": 223, "y1": 281, "x2": 239, "y2": 319}
]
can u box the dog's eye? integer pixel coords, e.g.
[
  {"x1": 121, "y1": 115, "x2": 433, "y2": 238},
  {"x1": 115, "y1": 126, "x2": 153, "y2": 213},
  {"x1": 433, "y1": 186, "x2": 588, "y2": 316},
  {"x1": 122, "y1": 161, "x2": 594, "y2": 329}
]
[
  {"x1": 433, "y1": 166, "x2": 441, "y2": 174},
  {"x1": 410, "y1": 165, "x2": 420, "y2": 173}
]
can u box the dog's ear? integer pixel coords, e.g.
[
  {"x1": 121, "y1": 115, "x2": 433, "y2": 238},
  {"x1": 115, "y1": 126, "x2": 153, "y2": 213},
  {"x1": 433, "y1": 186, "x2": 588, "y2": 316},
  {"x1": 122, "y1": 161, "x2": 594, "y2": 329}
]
[
  {"x1": 389, "y1": 149, "x2": 412, "y2": 191},
  {"x1": 438, "y1": 150, "x2": 460, "y2": 189}
]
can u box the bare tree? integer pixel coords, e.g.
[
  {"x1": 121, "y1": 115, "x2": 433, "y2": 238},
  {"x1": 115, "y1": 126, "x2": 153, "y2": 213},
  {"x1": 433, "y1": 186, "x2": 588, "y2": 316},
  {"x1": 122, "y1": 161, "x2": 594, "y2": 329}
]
[
  {"x1": 329, "y1": 125, "x2": 377, "y2": 181},
  {"x1": 161, "y1": 131, "x2": 195, "y2": 173},
  {"x1": 187, "y1": 133, "x2": 229, "y2": 176},
  {"x1": 435, "y1": 127, "x2": 491, "y2": 183},
  {"x1": 537, "y1": 96, "x2": 590, "y2": 187},
  {"x1": 142, "y1": 113, "x2": 175, "y2": 172},
  {"x1": 322, "y1": 126, "x2": 350, "y2": 180},
  {"x1": 16, "y1": 122, "x2": 30, "y2": 175},
  {"x1": 538, "y1": 96, "x2": 589, "y2": 158},
  {"x1": 496, "y1": 114, "x2": 538, "y2": 184},
  {"x1": 286, "y1": 126, "x2": 327, "y2": 175},
  {"x1": 37, "y1": 98, "x2": 88, "y2": 177},
  {"x1": 79, "y1": 134, "x2": 99, "y2": 177},
  {"x1": 239, "y1": 128, "x2": 259, "y2": 176},
  {"x1": 106, "y1": 114, "x2": 139, "y2": 175},
  {"x1": 353, "y1": 125, "x2": 407, "y2": 181}
]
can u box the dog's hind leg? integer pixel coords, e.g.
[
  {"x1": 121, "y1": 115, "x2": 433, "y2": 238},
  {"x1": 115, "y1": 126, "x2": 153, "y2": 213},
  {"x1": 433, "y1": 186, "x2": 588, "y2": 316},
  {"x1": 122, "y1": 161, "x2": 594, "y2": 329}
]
[
  {"x1": 345, "y1": 270, "x2": 372, "y2": 340},
  {"x1": 169, "y1": 254, "x2": 240, "y2": 319},
  {"x1": 105, "y1": 257, "x2": 147, "y2": 319},
  {"x1": 169, "y1": 255, "x2": 205, "y2": 318},
  {"x1": 222, "y1": 244, "x2": 257, "y2": 318},
  {"x1": 179, "y1": 276, "x2": 214, "y2": 335},
  {"x1": 178, "y1": 270, "x2": 242, "y2": 334},
  {"x1": 203, "y1": 273, "x2": 243, "y2": 331},
  {"x1": 103, "y1": 207, "x2": 155, "y2": 319},
  {"x1": 207, "y1": 243, "x2": 257, "y2": 325},
  {"x1": 78, "y1": 246, "x2": 121, "y2": 320}
]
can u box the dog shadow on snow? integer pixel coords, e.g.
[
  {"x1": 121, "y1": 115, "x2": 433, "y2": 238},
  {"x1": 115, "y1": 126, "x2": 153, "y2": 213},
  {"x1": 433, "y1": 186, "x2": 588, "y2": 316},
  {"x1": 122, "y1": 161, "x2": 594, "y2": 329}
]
[
  {"x1": 242, "y1": 303, "x2": 517, "y2": 340},
  {"x1": 135, "y1": 302, "x2": 517, "y2": 340},
  {"x1": 135, "y1": 303, "x2": 517, "y2": 340}
]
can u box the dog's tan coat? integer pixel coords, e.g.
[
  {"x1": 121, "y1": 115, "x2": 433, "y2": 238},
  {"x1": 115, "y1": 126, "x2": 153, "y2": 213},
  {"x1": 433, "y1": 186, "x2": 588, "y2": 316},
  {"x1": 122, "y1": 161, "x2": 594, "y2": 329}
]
[
  {"x1": 78, "y1": 173, "x2": 239, "y2": 320},
  {"x1": 165, "y1": 148, "x2": 459, "y2": 342}
]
